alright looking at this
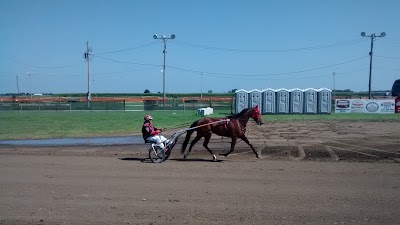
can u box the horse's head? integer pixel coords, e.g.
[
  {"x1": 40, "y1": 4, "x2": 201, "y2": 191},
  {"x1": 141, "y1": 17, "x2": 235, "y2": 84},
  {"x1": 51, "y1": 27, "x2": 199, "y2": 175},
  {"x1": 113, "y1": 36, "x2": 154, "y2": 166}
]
[{"x1": 251, "y1": 105, "x2": 263, "y2": 125}]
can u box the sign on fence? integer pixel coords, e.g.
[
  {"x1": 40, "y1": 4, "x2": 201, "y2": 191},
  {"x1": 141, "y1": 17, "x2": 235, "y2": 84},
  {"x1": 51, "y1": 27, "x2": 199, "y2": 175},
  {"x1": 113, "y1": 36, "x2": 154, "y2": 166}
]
[{"x1": 335, "y1": 99, "x2": 395, "y2": 113}]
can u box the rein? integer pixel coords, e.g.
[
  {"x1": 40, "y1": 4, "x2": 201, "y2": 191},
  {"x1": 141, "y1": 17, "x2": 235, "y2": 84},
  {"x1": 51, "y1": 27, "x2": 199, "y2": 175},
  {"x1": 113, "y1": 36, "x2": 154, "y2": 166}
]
[{"x1": 189, "y1": 119, "x2": 231, "y2": 131}]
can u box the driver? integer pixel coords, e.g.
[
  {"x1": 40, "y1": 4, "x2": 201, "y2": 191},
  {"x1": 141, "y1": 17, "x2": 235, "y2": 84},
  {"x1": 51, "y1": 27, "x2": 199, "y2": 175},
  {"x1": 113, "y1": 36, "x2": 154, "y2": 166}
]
[{"x1": 142, "y1": 114, "x2": 168, "y2": 149}]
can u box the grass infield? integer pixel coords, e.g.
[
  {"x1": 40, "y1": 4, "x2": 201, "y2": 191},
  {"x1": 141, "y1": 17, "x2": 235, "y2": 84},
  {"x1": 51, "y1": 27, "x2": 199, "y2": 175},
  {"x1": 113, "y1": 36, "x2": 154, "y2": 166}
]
[{"x1": 1, "y1": 111, "x2": 399, "y2": 140}]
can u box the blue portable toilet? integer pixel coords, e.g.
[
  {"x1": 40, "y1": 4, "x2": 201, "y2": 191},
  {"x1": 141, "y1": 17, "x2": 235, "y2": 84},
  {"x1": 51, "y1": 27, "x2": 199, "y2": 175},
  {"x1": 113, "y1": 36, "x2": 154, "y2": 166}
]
[
  {"x1": 303, "y1": 88, "x2": 318, "y2": 114},
  {"x1": 235, "y1": 89, "x2": 249, "y2": 113},
  {"x1": 289, "y1": 88, "x2": 304, "y2": 114},
  {"x1": 262, "y1": 88, "x2": 276, "y2": 114},
  {"x1": 317, "y1": 88, "x2": 332, "y2": 114},
  {"x1": 248, "y1": 89, "x2": 262, "y2": 109},
  {"x1": 275, "y1": 88, "x2": 290, "y2": 114}
]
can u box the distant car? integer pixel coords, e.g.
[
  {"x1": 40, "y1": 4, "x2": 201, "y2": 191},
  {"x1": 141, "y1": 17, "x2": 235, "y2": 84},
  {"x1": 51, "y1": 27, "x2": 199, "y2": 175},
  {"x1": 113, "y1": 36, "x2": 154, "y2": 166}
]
[{"x1": 392, "y1": 79, "x2": 400, "y2": 97}]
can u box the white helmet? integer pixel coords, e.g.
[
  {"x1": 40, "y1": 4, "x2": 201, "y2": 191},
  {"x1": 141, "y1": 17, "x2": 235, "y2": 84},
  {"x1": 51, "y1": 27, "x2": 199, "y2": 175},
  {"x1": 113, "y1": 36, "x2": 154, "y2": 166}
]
[{"x1": 144, "y1": 115, "x2": 153, "y2": 121}]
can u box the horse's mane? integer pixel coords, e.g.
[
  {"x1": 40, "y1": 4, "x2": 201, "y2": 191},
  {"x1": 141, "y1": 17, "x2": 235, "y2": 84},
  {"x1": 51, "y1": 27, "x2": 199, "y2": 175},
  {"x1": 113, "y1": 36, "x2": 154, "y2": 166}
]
[{"x1": 227, "y1": 108, "x2": 251, "y2": 119}]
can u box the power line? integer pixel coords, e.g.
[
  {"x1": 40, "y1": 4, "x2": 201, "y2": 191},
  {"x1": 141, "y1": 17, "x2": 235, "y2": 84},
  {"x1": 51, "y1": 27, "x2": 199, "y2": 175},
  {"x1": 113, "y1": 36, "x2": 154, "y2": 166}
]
[
  {"x1": 375, "y1": 55, "x2": 400, "y2": 60},
  {"x1": 167, "y1": 55, "x2": 369, "y2": 77},
  {"x1": 93, "y1": 41, "x2": 159, "y2": 55},
  {"x1": 203, "y1": 72, "x2": 349, "y2": 81},
  {"x1": 172, "y1": 38, "x2": 367, "y2": 53},
  {"x1": 91, "y1": 67, "x2": 159, "y2": 76},
  {"x1": 93, "y1": 54, "x2": 368, "y2": 78},
  {"x1": 94, "y1": 55, "x2": 161, "y2": 67},
  {"x1": 6, "y1": 57, "x2": 84, "y2": 69}
]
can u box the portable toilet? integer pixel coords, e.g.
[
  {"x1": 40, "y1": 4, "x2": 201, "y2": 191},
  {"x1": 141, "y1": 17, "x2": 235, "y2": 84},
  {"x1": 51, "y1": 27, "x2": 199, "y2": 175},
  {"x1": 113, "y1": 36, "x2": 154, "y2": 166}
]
[
  {"x1": 303, "y1": 88, "x2": 318, "y2": 114},
  {"x1": 262, "y1": 88, "x2": 276, "y2": 114},
  {"x1": 289, "y1": 88, "x2": 304, "y2": 114},
  {"x1": 235, "y1": 89, "x2": 249, "y2": 113},
  {"x1": 275, "y1": 88, "x2": 290, "y2": 114},
  {"x1": 317, "y1": 88, "x2": 332, "y2": 114},
  {"x1": 248, "y1": 89, "x2": 262, "y2": 109}
]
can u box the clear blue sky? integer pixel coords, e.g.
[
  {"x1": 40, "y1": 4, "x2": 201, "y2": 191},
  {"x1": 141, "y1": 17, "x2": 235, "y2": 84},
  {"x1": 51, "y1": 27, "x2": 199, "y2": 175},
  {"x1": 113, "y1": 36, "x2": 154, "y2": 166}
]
[{"x1": 1, "y1": 0, "x2": 399, "y2": 94}]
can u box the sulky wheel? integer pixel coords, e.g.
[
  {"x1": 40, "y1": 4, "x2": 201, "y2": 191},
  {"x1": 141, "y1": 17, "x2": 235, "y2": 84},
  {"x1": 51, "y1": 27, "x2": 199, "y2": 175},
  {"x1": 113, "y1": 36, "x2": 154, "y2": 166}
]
[
  {"x1": 163, "y1": 140, "x2": 176, "y2": 161},
  {"x1": 148, "y1": 146, "x2": 166, "y2": 163}
]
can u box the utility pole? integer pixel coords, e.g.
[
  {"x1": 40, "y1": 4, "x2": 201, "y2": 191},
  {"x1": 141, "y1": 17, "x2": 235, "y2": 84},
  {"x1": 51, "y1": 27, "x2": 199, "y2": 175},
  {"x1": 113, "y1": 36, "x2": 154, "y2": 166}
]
[
  {"x1": 332, "y1": 71, "x2": 336, "y2": 100},
  {"x1": 153, "y1": 34, "x2": 176, "y2": 108},
  {"x1": 201, "y1": 72, "x2": 205, "y2": 98},
  {"x1": 84, "y1": 41, "x2": 92, "y2": 108},
  {"x1": 16, "y1": 75, "x2": 20, "y2": 94},
  {"x1": 361, "y1": 32, "x2": 386, "y2": 99},
  {"x1": 28, "y1": 72, "x2": 31, "y2": 98}
]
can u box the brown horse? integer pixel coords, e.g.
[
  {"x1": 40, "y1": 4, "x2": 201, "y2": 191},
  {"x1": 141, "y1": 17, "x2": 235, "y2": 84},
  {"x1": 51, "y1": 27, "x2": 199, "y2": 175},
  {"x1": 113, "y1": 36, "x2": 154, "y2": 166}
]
[{"x1": 181, "y1": 105, "x2": 263, "y2": 161}]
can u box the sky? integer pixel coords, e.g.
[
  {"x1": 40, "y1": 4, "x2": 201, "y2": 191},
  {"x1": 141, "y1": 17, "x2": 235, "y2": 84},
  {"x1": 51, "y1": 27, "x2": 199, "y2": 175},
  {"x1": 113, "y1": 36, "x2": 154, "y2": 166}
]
[{"x1": 1, "y1": 0, "x2": 399, "y2": 94}]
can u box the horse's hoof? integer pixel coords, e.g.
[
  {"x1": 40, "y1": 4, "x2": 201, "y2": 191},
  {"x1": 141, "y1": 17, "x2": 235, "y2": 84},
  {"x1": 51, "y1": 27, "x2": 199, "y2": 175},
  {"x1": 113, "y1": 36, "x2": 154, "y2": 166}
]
[
  {"x1": 212, "y1": 155, "x2": 217, "y2": 161},
  {"x1": 256, "y1": 155, "x2": 264, "y2": 159}
]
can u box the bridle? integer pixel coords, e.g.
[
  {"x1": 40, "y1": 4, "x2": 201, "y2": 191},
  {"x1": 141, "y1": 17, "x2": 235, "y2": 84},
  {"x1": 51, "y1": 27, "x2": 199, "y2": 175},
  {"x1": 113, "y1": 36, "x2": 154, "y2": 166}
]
[
  {"x1": 251, "y1": 108, "x2": 262, "y2": 124},
  {"x1": 233, "y1": 108, "x2": 261, "y2": 132}
]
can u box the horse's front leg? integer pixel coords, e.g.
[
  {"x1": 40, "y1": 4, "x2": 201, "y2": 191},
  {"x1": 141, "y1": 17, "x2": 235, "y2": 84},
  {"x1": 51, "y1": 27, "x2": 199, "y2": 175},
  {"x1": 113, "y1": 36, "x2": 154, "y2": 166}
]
[
  {"x1": 219, "y1": 137, "x2": 237, "y2": 157},
  {"x1": 240, "y1": 135, "x2": 263, "y2": 159},
  {"x1": 185, "y1": 135, "x2": 202, "y2": 159},
  {"x1": 202, "y1": 133, "x2": 217, "y2": 161}
]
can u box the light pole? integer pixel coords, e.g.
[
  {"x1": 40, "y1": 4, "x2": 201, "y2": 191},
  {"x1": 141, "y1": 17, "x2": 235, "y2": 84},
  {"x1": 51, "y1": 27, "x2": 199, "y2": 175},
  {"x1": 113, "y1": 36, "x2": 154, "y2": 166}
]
[
  {"x1": 153, "y1": 34, "x2": 176, "y2": 107},
  {"x1": 200, "y1": 72, "x2": 205, "y2": 98},
  {"x1": 16, "y1": 75, "x2": 20, "y2": 94},
  {"x1": 361, "y1": 32, "x2": 386, "y2": 99},
  {"x1": 27, "y1": 72, "x2": 31, "y2": 98},
  {"x1": 332, "y1": 71, "x2": 336, "y2": 100},
  {"x1": 84, "y1": 41, "x2": 92, "y2": 108}
]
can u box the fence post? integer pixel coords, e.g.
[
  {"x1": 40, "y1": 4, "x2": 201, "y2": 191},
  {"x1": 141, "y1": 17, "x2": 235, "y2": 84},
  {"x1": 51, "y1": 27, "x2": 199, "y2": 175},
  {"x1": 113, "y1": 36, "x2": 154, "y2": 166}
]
[
  {"x1": 183, "y1": 99, "x2": 185, "y2": 113},
  {"x1": 231, "y1": 96, "x2": 234, "y2": 115}
]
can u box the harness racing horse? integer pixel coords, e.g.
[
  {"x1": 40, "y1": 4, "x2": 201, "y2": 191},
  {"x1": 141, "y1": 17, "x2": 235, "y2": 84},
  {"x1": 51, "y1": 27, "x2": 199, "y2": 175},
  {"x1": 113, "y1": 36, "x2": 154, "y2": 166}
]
[{"x1": 181, "y1": 105, "x2": 264, "y2": 161}]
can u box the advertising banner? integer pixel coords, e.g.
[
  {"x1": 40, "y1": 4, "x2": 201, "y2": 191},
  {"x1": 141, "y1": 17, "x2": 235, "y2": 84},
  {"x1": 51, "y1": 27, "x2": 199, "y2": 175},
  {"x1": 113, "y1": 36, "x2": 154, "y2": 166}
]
[
  {"x1": 335, "y1": 99, "x2": 351, "y2": 113},
  {"x1": 364, "y1": 99, "x2": 395, "y2": 113},
  {"x1": 396, "y1": 97, "x2": 400, "y2": 113},
  {"x1": 350, "y1": 100, "x2": 365, "y2": 113},
  {"x1": 335, "y1": 99, "x2": 395, "y2": 114}
]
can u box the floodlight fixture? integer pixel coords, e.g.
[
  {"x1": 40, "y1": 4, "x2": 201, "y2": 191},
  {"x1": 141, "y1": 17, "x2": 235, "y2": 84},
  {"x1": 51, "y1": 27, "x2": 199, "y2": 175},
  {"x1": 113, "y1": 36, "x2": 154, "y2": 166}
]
[
  {"x1": 152, "y1": 33, "x2": 176, "y2": 107},
  {"x1": 360, "y1": 31, "x2": 386, "y2": 99}
]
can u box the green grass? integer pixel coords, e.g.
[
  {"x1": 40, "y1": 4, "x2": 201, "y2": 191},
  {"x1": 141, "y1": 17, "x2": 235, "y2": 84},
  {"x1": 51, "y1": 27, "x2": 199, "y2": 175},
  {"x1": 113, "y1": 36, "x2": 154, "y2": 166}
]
[{"x1": 1, "y1": 111, "x2": 399, "y2": 140}]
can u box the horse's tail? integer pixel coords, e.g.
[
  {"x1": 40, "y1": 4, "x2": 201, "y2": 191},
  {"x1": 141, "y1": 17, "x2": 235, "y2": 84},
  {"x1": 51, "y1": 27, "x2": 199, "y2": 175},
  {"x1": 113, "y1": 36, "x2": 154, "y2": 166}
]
[{"x1": 181, "y1": 120, "x2": 199, "y2": 154}]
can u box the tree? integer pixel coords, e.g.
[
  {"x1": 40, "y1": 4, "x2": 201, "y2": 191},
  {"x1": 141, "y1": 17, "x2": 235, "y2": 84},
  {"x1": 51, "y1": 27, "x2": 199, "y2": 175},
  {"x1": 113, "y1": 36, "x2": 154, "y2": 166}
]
[
  {"x1": 208, "y1": 90, "x2": 212, "y2": 93},
  {"x1": 144, "y1": 89, "x2": 151, "y2": 93}
]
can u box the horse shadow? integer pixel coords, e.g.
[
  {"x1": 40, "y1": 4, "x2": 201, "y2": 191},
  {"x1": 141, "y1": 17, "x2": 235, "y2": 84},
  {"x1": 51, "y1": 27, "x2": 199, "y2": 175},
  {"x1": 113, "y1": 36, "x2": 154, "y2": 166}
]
[
  {"x1": 119, "y1": 157, "x2": 148, "y2": 163},
  {"x1": 118, "y1": 157, "x2": 224, "y2": 163},
  {"x1": 170, "y1": 158, "x2": 224, "y2": 163}
]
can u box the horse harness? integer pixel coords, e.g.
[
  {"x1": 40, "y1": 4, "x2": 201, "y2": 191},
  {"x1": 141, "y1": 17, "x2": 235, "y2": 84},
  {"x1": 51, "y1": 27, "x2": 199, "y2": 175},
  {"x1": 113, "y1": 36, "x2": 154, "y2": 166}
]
[{"x1": 222, "y1": 118, "x2": 246, "y2": 134}]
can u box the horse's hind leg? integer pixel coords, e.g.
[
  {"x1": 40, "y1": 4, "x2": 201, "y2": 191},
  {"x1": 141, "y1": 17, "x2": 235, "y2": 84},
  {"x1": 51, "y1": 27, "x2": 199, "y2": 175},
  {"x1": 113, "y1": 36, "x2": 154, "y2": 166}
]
[
  {"x1": 184, "y1": 134, "x2": 203, "y2": 159},
  {"x1": 202, "y1": 133, "x2": 217, "y2": 161},
  {"x1": 240, "y1": 135, "x2": 263, "y2": 159},
  {"x1": 219, "y1": 137, "x2": 237, "y2": 157}
]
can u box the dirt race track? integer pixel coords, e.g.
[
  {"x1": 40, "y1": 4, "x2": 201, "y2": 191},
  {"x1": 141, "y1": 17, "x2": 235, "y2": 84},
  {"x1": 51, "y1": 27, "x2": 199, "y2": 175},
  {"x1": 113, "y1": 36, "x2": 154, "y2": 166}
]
[{"x1": 1, "y1": 121, "x2": 400, "y2": 224}]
